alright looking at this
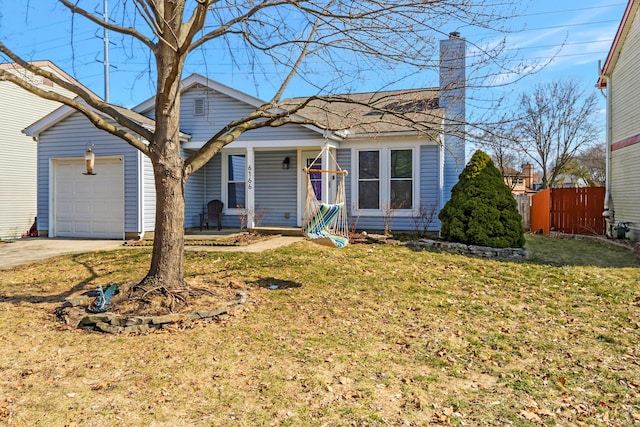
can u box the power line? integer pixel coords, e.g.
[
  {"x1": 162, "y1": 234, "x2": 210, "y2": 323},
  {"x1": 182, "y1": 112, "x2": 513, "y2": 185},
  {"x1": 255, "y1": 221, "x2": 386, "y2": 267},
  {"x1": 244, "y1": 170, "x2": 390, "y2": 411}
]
[{"x1": 518, "y1": 3, "x2": 625, "y2": 17}]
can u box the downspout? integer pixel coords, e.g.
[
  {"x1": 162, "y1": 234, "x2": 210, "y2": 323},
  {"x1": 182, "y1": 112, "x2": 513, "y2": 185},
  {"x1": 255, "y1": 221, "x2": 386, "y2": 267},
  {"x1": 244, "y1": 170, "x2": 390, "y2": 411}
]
[{"x1": 598, "y1": 61, "x2": 613, "y2": 236}]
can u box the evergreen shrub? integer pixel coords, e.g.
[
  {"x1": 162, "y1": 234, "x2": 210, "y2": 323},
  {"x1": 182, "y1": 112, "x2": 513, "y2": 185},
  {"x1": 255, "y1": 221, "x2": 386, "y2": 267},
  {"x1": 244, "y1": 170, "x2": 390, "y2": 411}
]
[{"x1": 438, "y1": 150, "x2": 525, "y2": 248}]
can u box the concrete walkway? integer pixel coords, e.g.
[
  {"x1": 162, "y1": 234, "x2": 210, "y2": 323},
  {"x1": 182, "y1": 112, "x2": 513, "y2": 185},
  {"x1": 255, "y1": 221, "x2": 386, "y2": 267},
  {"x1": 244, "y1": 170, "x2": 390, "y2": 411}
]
[
  {"x1": 0, "y1": 238, "x2": 123, "y2": 270},
  {"x1": 0, "y1": 235, "x2": 304, "y2": 270}
]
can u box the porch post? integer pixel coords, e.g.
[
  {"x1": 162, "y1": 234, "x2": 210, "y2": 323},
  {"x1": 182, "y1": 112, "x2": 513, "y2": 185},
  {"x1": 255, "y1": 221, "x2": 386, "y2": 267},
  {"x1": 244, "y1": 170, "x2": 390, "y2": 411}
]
[
  {"x1": 246, "y1": 147, "x2": 255, "y2": 229},
  {"x1": 321, "y1": 147, "x2": 330, "y2": 204}
]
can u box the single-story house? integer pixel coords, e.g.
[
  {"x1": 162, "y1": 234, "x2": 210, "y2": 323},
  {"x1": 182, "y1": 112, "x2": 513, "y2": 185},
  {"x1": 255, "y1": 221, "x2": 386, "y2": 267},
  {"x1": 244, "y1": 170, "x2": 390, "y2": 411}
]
[
  {"x1": 597, "y1": 0, "x2": 640, "y2": 241},
  {"x1": 0, "y1": 61, "x2": 92, "y2": 240},
  {"x1": 24, "y1": 33, "x2": 466, "y2": 240}
]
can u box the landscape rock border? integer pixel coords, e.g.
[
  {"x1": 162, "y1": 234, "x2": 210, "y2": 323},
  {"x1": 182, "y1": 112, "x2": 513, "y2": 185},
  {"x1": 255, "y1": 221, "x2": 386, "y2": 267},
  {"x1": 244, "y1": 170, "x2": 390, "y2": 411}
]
[
  {"x1": 56, "y1": 291, "x2": 248, "y2": 334},
  {"x1": 358, "y1": 233, "x2": 527, "y2": 258}
]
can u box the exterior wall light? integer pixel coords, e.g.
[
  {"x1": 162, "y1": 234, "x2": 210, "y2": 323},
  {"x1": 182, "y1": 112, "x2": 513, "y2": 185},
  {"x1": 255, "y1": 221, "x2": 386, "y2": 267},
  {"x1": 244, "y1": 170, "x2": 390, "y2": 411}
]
[
  {"x1": 282, "y1": 156, "x2": 290, "y2": 170},
  {"x1": 83, "y1": 145, "x2": 96, "y2": 175}
]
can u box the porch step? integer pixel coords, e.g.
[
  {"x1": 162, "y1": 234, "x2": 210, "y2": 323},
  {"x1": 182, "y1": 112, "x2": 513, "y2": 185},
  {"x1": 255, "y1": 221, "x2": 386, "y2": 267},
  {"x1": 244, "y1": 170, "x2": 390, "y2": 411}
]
[{"x1": 252, "y1": 226, "x2": 304, "y2": 237}]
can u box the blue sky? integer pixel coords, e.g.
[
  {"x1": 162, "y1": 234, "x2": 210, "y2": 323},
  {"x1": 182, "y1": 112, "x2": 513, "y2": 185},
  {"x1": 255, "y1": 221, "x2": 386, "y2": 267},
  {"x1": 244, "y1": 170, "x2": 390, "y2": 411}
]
[{"x1": 0, "y1": 0, "x2": 627, "y2": 116}]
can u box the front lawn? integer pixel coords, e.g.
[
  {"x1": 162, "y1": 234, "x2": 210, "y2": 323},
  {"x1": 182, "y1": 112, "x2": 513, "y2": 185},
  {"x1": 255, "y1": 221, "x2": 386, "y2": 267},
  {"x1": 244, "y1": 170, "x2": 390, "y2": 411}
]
[{"x1": 0, "y1": 235, "x2": 638, "y2": 426}]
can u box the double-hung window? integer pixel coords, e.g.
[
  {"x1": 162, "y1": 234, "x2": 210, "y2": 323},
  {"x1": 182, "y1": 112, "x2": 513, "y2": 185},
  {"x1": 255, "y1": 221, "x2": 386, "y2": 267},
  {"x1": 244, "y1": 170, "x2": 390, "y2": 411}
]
[
  {"x1": 227, "y1": 154, "x2": 246, "y2": 209},
  {"x1": 358, "y1": 151, "x2": 380, "y2": 209},
  {"x1": 390, "y1": 149, "x2": 413, "y2": 209},
  {"x1": 355, "y1": 147, "x2": 416, "y2": 213}
]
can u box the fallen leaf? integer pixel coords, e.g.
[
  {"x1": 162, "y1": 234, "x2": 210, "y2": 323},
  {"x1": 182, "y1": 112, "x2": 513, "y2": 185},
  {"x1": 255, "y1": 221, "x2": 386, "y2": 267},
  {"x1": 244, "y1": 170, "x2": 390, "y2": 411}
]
[{"x1": 520, "y1": 410, "x2": 541, "y2": 423}]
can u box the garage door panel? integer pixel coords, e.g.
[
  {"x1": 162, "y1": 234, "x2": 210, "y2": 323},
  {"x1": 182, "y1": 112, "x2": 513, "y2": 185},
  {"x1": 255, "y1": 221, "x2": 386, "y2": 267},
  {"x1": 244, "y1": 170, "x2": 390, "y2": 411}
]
[
  {"x1": 56, "y1": 221, "x2": 73, "y2": 233},
  {"x1": 73, "y1": 221, "x2": 92, "y2": 234},
  {"x1": 54, "y1": 158, "x2": 124, "y2": 239}
]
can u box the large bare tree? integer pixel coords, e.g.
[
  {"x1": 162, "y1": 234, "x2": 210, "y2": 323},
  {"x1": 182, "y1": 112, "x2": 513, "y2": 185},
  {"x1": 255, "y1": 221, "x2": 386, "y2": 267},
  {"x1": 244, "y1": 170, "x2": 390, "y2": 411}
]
[
  {"x1": 512, "y1": 80, "x2": 600, "y2": 189},
  {"x1": 0, "y1": 0, "x2": 523, "y2": 298}
]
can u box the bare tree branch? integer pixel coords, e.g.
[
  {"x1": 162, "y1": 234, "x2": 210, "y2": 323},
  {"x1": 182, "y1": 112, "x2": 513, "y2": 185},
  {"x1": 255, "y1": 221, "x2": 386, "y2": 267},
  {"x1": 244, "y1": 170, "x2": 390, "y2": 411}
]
[
  {"x1": 0, "y1": 43, "x2": 154, "y2": 142},
  {"x1": 58, "y1": 0, "x2": 156, "y2": 51},
  {"x1": 0, "y1": 70, "x2": 149, "y2": 154}
]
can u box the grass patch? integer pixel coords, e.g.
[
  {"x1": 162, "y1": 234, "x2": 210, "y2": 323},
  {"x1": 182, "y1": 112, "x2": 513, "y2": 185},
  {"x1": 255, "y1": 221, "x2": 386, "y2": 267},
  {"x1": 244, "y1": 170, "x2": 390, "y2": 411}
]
[{"x1": 0, "y1": 235, "x2": 639, "y2": 425}]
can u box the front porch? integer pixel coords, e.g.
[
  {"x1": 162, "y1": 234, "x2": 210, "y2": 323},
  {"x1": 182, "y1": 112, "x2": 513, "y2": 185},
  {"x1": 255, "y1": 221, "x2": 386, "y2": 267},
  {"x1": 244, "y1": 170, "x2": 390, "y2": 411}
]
[{"x1": 184, "y1": 144, "x2": 347, "y2": 232}]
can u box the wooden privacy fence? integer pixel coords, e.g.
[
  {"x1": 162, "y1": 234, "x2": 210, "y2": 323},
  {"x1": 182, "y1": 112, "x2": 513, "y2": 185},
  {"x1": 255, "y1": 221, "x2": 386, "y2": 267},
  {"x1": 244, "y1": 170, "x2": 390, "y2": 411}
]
[
  {"x1": 530, "y1": 189, "x2": 550, "y2": 234},
  {"x1": 530, "y1": 187, "x2": 605, "y2": 235},
  {"x1": 514, "y1": 194, "x2": 531, "y2": 231}
]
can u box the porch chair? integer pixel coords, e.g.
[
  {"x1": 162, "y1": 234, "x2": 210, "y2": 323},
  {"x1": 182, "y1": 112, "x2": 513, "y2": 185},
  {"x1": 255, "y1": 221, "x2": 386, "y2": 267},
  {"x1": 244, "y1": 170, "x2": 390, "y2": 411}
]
[{"x1": 199, "y1": 199, "x2": 224, "y2": 231}]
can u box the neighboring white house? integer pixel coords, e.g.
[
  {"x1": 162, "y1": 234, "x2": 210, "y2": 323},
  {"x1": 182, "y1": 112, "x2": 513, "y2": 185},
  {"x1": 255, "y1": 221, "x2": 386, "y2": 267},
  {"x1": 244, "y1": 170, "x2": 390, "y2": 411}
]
[
  {"x1": 597, "y1": 0, "x2": 640, "y2": 241},
  {"x1": 0, "y1": 61, "x2": 92, "y2": 240},
  {"x1": 23, "y1": 34, "x2": 467, "y2": 240}
]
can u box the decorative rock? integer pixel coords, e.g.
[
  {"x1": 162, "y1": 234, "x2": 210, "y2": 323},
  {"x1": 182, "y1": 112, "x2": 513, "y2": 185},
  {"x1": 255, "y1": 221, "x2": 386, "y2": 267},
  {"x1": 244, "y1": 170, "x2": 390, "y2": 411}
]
[
  {"x1": 57, "y1": 286, "x2": 252, "y2": 334},
  {"x1": 189, "y1": 307, "x2": 228, "y2": 320},
  {"x1": 80, "y1": 313, "x2": 118, "y2": 326},
  {"x1": 125, "y1": 324, "x2": 151, "y2": 334},
  {"x1": 151, "y1": 314, "x2": 187, "y2": 325},
  {"x1": 406, "y1": 239, "x2": 526, "y2": 258},
  {"x1": 95, "y1": 322, "x2": 123, "y2": 334},
  {"x1": 125, "y1": 317, "x2": 151, "y2": 326},
  {"x1": 64, "y1": 295, "x2": 93, "y2": 307}
]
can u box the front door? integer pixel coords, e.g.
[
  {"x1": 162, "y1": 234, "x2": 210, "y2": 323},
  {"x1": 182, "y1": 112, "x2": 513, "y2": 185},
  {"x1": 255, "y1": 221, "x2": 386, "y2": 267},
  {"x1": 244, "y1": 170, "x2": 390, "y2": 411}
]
[{"x1": 301, "y1": 151, "x2": 322, "y2": 224}]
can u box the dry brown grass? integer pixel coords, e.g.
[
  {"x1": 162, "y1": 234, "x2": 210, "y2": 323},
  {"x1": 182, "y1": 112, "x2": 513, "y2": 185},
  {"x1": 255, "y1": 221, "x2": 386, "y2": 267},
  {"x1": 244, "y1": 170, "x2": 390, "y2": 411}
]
[{"x1": 0, "y1": 236, "x2": 639, "y2": 426}]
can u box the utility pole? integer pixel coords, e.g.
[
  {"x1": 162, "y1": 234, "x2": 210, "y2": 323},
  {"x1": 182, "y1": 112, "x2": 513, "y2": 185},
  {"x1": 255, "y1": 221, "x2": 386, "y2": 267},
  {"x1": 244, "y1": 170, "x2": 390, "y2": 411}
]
[{"x1": 103, "y1": 0, "x2": 110, "y2": 103}]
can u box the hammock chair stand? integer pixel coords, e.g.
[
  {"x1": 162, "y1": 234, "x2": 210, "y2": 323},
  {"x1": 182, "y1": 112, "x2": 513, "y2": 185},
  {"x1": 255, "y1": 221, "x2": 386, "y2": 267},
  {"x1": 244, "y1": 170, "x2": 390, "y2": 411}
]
[{"x1": 302, "y1": 147, "x2": 350, "y2": 248}]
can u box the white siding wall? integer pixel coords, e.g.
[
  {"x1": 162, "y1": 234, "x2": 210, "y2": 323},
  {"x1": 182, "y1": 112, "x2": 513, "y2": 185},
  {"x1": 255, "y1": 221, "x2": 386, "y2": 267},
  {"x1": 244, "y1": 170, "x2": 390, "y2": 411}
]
[
  {"x1": 37, "y1": 113, "x2": 141, "y2": 236},
  {"x1": 0, "y1": 68, "x2": 76, "y2": 239},
  {"x1": 610, "y1": 6, "x2": 640, "y2": 240},
  {"x1": 142, "y1": 153, "x2": 156, "y2": 233}
]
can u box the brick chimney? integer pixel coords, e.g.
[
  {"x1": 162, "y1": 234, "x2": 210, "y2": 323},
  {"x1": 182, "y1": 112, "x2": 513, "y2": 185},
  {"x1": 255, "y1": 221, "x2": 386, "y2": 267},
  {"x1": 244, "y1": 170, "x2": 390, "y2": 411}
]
[
  {"x1": 440, "y1": 32, "x2": 466, "y2": 203},
  {"x1": 522, "y1": 163, "x2": 534, "y2": 189}
]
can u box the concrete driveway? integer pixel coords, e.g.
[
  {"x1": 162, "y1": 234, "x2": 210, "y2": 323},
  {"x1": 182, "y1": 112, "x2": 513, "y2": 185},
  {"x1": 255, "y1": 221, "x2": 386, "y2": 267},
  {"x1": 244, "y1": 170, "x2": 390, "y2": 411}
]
[
  {"x1": 0, "y1": 235, "x2": 304, "y2": 270},
  {"x1": 0, "y1": 238, "x2": 123, "y2": 270}
]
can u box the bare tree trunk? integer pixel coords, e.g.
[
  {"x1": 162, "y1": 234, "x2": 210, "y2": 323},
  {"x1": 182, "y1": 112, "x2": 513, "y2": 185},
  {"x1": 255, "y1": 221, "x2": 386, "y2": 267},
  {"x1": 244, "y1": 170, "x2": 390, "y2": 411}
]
[
  {"x1": 140, "y1": 39, "x2": 187, "y2": 290},
  {"x1": 142, "y1": 160, "x2": 186, "y2": 289}
]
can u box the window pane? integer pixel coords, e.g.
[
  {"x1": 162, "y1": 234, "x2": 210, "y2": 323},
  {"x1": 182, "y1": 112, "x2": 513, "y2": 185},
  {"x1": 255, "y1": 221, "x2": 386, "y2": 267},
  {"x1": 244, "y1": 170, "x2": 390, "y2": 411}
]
[
  {"x1": 358, "y1": 151, "x2": 379, "y2": 179},
  {"x1": 307, "y1": 159, "x2": 322, "y2": 200},
  {"x1": 228, "y1": 155, "x2": 246, "y2": 181},
  {"x1": 359, "y1": 181, "x2": 379, "y2": 209},
  {"x1": 228, "y1": 183, "x2": 246, "y2": 208},
  {"x1": 391, "y1": 150, "x2": 412, "y2": 178},
  {"x1": 391, "y1": 180, "x2": 412, "y2": 209}
]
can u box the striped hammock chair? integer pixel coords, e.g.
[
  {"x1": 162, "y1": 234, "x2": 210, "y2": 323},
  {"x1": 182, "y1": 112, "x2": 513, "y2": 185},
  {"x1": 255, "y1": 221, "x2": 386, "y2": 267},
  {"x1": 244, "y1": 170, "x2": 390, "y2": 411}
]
[{"x1": 302, "y1": 148, "x2": 349, "y2": 248}]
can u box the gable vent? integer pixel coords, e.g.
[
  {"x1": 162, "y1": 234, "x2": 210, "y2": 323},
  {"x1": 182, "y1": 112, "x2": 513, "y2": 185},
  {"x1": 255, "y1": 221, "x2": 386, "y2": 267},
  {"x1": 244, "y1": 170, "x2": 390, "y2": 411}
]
[{"x1": 194, "y1": 98, "x2": 206, "y2": 116}]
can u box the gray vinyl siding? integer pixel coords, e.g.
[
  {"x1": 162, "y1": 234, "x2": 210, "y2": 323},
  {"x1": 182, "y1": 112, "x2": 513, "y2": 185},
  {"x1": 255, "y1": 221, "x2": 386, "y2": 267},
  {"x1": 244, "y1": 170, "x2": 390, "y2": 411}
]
[
  {"x1": 419, "y1": 144, "x2": 442, "y2": 231},
  {"x1": 184, "y1": 162, "x2": 205, "y2": 229},
  {"x1": 187, "y1": 155, "x2": 225, "y2": 228},
  {"x1": 36, "y1": 113, "x2": 140, "y2": 235},
  {"x1": 336, "y1": 148, "x2": 353, "y2": 229},
  {"x1": 254, "y1": 150, "x2": 298, "y2": 227},
  {"x1": 177, "y1": 86, "x2": 322, "y2": 145},
  {"x1": 609, "y1": 6, "x2": 640, "y2": 241}
]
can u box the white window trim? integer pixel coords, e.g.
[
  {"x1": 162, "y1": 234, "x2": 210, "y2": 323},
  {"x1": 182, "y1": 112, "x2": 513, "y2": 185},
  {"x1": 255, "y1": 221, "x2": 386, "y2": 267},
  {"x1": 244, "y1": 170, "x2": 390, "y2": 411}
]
[
  {"x1": 221, "y1": 151, "x2": 246, "y2": 214},
  {"x1": 351, "y1": 144, "x2": 420, "y2": 217}
]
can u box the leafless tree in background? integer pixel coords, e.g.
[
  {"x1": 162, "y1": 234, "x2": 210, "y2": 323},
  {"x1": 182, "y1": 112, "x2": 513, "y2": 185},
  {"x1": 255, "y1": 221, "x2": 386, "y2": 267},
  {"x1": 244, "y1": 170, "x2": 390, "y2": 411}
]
[
  {"x1": 559, "y1": 144, "x2": 606, "y2": 187},
  {"x1": 512, "y1": 80, "x2": 600, "y2": 189},
  {"x1": 472, "y1": 116, "x2": 522, "y2": 174}
]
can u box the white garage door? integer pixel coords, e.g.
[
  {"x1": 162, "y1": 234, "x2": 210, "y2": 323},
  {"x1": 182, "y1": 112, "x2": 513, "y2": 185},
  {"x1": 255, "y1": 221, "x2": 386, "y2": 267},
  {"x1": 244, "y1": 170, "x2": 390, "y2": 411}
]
[{"x1": 54, "y1": 157, "x2": 124, "y2": 239}]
